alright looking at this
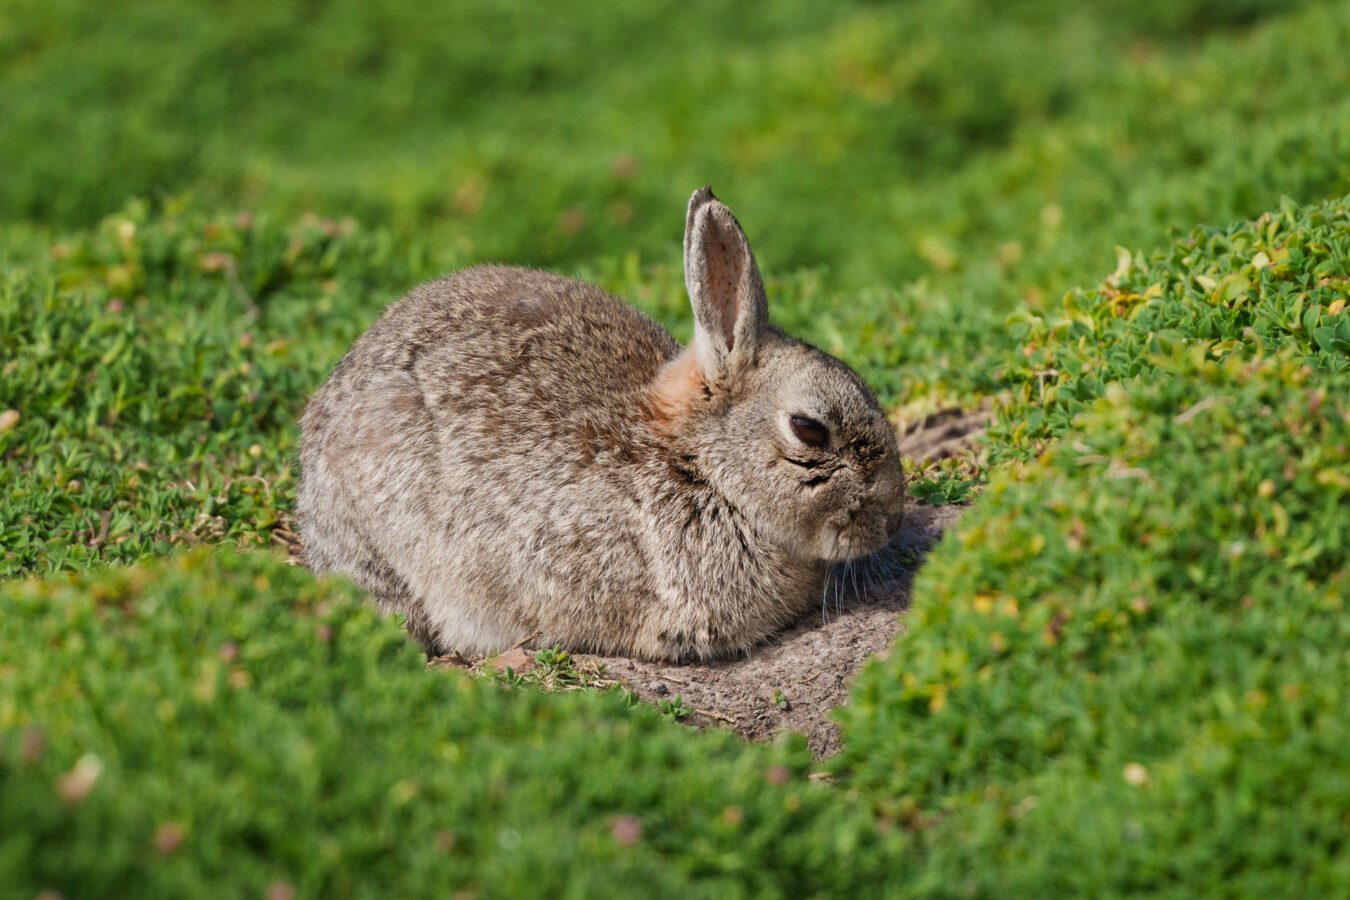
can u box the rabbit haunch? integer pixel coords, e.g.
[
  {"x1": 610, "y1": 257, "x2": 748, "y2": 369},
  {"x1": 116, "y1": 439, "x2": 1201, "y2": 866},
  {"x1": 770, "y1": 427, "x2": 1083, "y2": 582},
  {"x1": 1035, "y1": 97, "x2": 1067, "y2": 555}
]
[{"x1": 298, "y1": 187, "x2": 905, "y2": 662}]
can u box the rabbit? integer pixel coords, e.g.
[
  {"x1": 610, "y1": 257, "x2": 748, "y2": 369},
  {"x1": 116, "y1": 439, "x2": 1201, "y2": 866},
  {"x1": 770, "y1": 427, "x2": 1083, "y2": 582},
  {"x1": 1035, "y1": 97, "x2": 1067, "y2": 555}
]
[{"x1": 297, "y1": 186, "x2": 905, "y2": 662}]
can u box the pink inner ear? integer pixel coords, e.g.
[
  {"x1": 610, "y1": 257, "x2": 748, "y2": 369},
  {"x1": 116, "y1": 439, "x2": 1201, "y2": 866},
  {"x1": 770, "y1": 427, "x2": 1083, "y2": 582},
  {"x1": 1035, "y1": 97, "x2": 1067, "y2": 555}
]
[
  {"x1": 704, "y1": 223, "x2": 744, "y2": 351},
  {"x1": 646, "y1": 347, "x2": 705, "y2": 429}
]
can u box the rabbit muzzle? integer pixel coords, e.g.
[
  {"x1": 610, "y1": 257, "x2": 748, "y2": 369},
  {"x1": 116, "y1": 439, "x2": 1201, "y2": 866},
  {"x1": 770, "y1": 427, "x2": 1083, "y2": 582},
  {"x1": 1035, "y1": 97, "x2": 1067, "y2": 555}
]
[{"x1": 820, "y1": 503, "x2": 899, "y2": 562}]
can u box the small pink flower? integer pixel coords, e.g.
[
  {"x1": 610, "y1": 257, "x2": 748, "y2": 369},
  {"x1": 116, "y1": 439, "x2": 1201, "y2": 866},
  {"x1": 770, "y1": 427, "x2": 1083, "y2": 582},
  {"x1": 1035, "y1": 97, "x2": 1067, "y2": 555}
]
[{"x1": 611, "y1": 815, "x2": 642, "y2": 846}]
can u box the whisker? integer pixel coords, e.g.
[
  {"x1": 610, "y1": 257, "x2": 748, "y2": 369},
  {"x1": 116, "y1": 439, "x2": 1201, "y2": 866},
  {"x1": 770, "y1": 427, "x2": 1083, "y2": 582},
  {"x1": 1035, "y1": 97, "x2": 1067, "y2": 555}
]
[
  {"x1": 863, "y1": 554, "x2": 881, "y2": 599},
  {"x1": 826, "y1": 564, "x2": 837, "y2": 620},
  {"x1": 821, "y1": 562, "x2": 832, "y2": 624},
  {"x1": 829, "y1": 559, "x2": 837, "y2": 616}
]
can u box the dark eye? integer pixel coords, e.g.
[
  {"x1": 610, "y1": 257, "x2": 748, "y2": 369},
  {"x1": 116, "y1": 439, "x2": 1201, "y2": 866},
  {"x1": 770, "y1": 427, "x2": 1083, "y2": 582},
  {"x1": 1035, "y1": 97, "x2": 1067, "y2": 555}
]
[{"x1": 789, "y1": 415, "x2": 829, "y2": 448}]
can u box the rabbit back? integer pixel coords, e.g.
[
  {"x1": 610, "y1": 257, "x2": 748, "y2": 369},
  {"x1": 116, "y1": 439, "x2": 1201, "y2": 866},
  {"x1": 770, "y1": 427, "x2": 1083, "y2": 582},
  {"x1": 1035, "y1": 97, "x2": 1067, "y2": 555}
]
[
  {"x1": 300, "y1": 265, "x2": 765, "y2": 656},
  {"x1": 300, "y1": 189, "x2": 905, "y2": 662}
]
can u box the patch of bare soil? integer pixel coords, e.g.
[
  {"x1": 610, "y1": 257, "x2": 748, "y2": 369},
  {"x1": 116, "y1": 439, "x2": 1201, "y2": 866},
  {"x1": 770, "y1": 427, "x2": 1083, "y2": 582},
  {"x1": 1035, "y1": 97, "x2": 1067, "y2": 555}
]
[{"x1": 897, "y1": 406, "x2": 990, "y2": 462}]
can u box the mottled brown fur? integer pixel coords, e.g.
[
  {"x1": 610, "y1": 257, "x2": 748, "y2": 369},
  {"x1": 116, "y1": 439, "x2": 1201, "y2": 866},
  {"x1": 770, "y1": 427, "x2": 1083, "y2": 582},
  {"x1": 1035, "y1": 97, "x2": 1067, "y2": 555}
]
[{"x1": 298, "y1": 187, "x2": 904, "y2": 661}]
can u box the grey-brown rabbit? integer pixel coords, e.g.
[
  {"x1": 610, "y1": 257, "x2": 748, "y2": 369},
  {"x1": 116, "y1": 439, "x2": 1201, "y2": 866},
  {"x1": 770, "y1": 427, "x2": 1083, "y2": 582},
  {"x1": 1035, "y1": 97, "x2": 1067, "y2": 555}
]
[{"x1": 298, "y1": 187, "x2": 904, "y2": 662}]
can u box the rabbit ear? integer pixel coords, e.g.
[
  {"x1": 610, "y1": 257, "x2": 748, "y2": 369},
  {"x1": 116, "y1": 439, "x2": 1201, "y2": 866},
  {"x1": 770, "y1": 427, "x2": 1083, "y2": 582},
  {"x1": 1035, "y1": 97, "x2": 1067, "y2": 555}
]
[{"x1": 684, "y1": 186, "x2": 769, "y2": 380}]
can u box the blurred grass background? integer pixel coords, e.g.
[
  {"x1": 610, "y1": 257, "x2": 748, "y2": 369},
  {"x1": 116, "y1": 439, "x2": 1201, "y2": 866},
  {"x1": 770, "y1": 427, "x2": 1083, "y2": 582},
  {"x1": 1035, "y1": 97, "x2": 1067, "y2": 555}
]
[{"x1": 4, "y1": 0, "x2": 1346, "y2": 292}]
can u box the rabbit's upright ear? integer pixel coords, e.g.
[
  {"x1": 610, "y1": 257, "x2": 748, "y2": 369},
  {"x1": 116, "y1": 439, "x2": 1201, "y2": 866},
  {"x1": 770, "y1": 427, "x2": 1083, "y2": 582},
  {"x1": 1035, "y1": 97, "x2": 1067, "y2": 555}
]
[{"x1": 684, "y1": 186, "x2": 769, "y2": 380}]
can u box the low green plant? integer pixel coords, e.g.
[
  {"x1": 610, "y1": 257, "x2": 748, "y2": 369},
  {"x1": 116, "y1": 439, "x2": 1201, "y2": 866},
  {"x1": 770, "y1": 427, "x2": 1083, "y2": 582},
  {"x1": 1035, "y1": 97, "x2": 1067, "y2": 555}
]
[
  {"x1": 657, "y1": 696, "x2": 693, "y2": 722},
  {"x1": 834, "y1": 196, "x2": 1350, "y2": 894},
  {"x1": 510, "y1": 645, "x2": 612, "y2": 691},
  {"x1": 991, "y1": 192, "x2": 1350, "y2": 461},
  {"x1": 533, "y1": 645, "x2": 575, "y2": 679},
  {"x1": 905, "y1": 461, "x2": 983, "y2": 507},
  {"x1": 0, "y1": 202, "x2": 446, "y2": 579},
  {"x1": 1, "y1": 549, "x2": 907, "y2": 898}
]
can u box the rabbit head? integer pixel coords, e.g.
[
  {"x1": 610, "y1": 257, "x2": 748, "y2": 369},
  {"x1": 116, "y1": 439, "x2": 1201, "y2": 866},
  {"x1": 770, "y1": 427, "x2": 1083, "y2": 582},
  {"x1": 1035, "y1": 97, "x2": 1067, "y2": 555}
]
[{"x1": 648, "y1": 187, "x2": 905, "y2": 565}]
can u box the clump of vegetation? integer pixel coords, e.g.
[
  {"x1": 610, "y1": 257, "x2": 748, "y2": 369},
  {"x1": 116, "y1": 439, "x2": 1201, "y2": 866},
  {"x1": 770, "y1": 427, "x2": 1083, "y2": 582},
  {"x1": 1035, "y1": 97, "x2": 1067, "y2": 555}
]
[
  {"x1": 2, "y1": 550, "x2": 901, "y2": 898},
  {"x1": 834, "y1": 197, "x2": 1350, "y2": 894},
  {"x1": 990, "y1": 192, "x2": 1350, "y2": 460},
  {"x1": 0, "y1": 204, "x2": 446, "y2": 578},
  {"x1": 905, "y1": 456, "x2": 983, "y2": 506}
]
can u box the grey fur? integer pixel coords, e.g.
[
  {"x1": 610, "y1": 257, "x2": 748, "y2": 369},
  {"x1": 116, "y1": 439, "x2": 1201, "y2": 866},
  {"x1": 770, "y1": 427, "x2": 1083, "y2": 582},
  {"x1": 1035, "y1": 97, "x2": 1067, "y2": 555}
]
[{"x1": 298, "y1": 187, "x2": 905, "y2": 662}]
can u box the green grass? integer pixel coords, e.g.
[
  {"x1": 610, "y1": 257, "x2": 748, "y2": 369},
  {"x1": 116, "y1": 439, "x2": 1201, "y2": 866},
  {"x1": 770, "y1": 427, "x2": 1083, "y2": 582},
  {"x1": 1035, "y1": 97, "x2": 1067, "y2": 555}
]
[
  {"x1": 0, "y1": 204, "x2": 445, "y2": 578},
  {"x1": 830, "y1": 191, "x2": 1350, "y2": 892},
  {"x1": 990, "y1": 191, "x2": 1350, "y2": 461},
  {"x1": 4, "y1": 0, "x2": 1350, "y2": 895},
  {"x1": 2, "y1": 550, "x2": 897, "y2": 898},
  {"x1": 836, "y1": 349, "x2": 1350, "y2": 894},
  {"x1": 3, "y1": 0, "x2": 1346, "y2": 293},
  {"x1": 5, "y1": 198, "x2": 1347, "y2": 893}
]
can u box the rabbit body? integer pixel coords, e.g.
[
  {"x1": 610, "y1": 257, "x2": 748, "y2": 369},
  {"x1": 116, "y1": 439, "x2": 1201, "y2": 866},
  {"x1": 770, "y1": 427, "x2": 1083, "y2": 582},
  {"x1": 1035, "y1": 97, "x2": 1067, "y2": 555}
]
[{"x1": 299, "y1": 188, "x2": 904, "y2": 662}]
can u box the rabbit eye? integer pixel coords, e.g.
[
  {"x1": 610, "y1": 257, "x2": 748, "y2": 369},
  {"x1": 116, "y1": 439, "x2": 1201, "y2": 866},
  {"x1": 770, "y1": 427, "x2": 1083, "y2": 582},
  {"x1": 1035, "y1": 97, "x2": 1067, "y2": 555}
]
[{"x1": 789, "y1": 415, "x2": 829, "y2": 448}]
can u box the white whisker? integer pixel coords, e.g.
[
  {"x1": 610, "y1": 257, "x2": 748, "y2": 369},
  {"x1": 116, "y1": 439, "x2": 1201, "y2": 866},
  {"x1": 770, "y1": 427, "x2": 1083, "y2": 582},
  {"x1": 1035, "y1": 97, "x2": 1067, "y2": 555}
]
[{"x1": 821, "y1": 563, "x2": 832, "y2": 624}]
